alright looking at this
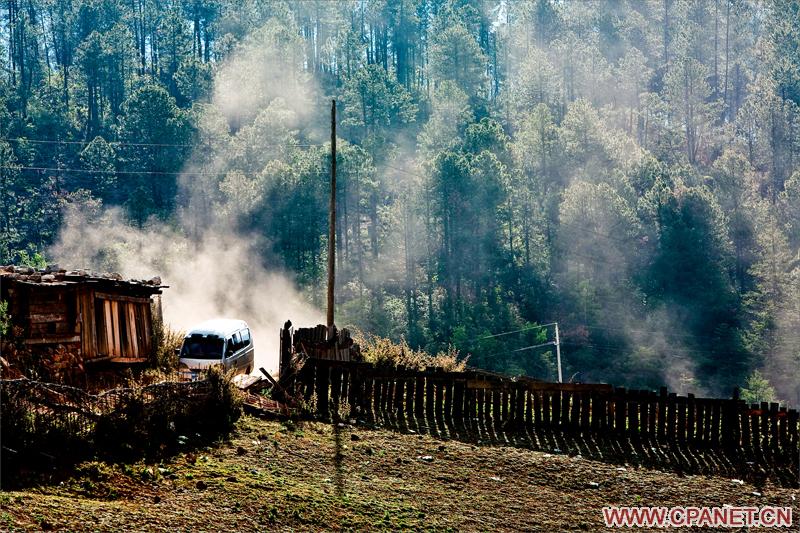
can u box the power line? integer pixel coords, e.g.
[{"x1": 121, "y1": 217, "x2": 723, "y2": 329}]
[
  {"x1": 1, "y1": 165, "x2": 217, "y2": 176},
  {"x1": 560, "y1": 340, "x2": 747, "y2": 359},
  {"x1": 486, "y1": 340, "x2": 557, "y2": 358},
  {"x1": 469, "y1": 321, "x2": 557, "y2": 343},
  {"x1": 577, "y1": 323, "x2": 707, "y2": 343},
  {"x1": 0, "y1": 136, "x2": 324, "y2": 149},
  {"x1": 2, "y1": 137, "x2": 196, "y2": 148}
]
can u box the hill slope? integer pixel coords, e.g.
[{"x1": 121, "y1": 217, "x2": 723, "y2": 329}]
[{"x1": 2, "y1": 416, "x2": 798, "y2": 531}]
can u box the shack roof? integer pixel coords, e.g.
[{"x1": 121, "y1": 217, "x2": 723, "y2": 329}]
[{"x1": 0, "y1": 265, "x2": 167, "y2": 294}]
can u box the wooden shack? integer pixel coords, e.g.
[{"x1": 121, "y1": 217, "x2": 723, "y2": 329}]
[{"x1": 1, "y1": 265, "x2": 165, "y2": 366}]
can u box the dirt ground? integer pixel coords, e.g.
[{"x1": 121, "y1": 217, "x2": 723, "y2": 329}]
[{"x1": 1, "y1": 415, "x2": 798, "y2": 532}]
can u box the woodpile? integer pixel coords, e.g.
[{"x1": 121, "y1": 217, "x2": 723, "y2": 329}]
[
  {"x1": 0, "y1": 341, "x2": 86, "y2": 384},
  {"x1": 292, "y1": 325, "x2": 361, "y2": 362},
  {"x1": 236, "y1": 369, "x2": 299, "y2": 417}
]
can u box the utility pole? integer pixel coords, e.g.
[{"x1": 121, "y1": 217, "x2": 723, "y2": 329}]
[
  {"x1": 554, "y1": 322, "x2": 562, "y2": 383},
  {"x1": 327, "y1": 99, "x2": 336, "y2": 340}
]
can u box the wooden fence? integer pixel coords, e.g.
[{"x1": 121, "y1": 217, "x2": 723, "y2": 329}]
[{"x1": 290, "y1": 359, "x2": 800, "y2": 487}]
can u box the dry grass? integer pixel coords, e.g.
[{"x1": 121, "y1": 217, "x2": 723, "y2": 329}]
[
  {"x1": 1, "y1": 415, "x2": 797, "y2": 532},
  {"x1": 150, "y1": 318, "x2": 185, "y2": 371},
  {"x1": 357, "y1": 334, "x2": 468, "y2": 372}
]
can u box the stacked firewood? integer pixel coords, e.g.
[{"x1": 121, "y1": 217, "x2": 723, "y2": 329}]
[
  {"x1": 43, "y1": 345, "x2": 86, "y2": 383},
  {"x1": 0, "y1": 340, "x2": 85, "y2": 384}
]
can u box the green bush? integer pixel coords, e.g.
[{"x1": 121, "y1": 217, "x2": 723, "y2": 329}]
[{"x1": 0, "y1": 300, "x2": 10, "y2": 337}]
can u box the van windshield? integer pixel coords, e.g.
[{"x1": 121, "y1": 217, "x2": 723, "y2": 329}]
[{"x1": 180, "y1": 335, "x2": 224, "y2": 359}]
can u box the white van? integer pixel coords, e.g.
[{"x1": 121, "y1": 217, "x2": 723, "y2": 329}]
[{"x1": 178, "y1": 319, "x2": 255, "y2": 379}]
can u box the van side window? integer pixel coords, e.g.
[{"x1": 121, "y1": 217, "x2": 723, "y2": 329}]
[
  {"x1": 232, "y1": 332, "x2": 242, "y2": 351},
  {"x1": 242, "y1": 328, "x2": 251, "y2": 347}
]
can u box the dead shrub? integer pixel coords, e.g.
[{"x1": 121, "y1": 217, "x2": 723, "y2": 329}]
[
  {"x1": 356, "y1": 334, "x2": 467, "y2": 372},
  {"x1": 1, "y1": 369, "x2": 243, "y2": 479},
  {"x1": 150, "y1": 316, "x2": 184, "y2": 371}
]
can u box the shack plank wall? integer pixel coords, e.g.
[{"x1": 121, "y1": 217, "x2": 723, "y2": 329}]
[{"x1": 1, "y1": 268, "x2": 163, "y2": 369}]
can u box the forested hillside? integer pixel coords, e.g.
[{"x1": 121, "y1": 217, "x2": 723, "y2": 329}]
[{"x1": 1, "y1": 0, "x2": 799, "y2": 402}]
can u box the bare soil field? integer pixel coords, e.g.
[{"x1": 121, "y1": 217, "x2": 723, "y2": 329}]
[{"x1": 1, "y1": 416, "x2": 798, "y2": 532}]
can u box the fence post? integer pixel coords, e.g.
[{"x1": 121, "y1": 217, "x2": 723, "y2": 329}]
[
  {"x1": 657, "y1": 387, "x2": 667, "y2": 443},
  {"x1": 384, "y1": 376, "x2": 394, "y2": 415},
  {"x1": 500, "y1": 387, "x2": 509, "y2": 425},
  {"x1": 569, "y1": 391, "x2": 579, "y2": 431},
  {"x1": 542, "y1": 391, "x2": 551, "y2": 428},
  {"x1": 315, "y1": 361, "x2": 330, "y2": 419},
  {"x1": 615, "y1": 388, "x2": 627, "y2": 436},
  {"x1": 628, "y1": 392, "x2": 639, "y2": 440},
  {"x1": 769, "y1": 402, "x2": 780, "y2": 455},
  {"x1": 778, "y1": 406, "x2": 788, "y2": 455},
  {"x1": 348, "y1": 365, "x2": 359, "y2": 415},
  {"x1": 444, "y1": 378, "x2": 453, "y2": 425},
  {"x1": 647, "y1": 391, "x2": 657, "y2": 439},
  {"x1": 434, "y1": 376, "x2": 445, "y2": 423},
  {"x1": 686, "y1": 393, "x2": 695, "y2": 445},
  {"x1": 787, "y1": 409, "x2": 799, "y2": 460},
  {"x1": 640, "y1": 391, "x2": 650, "y2": 441},
  {"x1": 751, "y1": 403, "x2": 762, "y2": 457},
  {"x1": 492, "y1": 387, "x2": 502, "y2": 430},
  {"x1": 721, "y1": 389, "x2": 737, "y2": 451},
  {"x1": 676, "y1": 396, "x2": 687, "y2": 445},
  {"x1": 666, "y1": 393, "x2": 677, "y2": 443},
  {"x1": 330, "y1": 365, "x2": 342, "y2": 419},
  {"x1": 465, "y1": 382, "x2": 475, "y2": 432},
  {"x1": 739, "y1": 401, "x2": 751, "y2": 455},
  {"x1": 415, "y1": 375, "x2": 425, "y2": 422},
  {"x1": 340, "y1": 366, "x2": 350, "y2": 412},
  {"x1": 552, "y1": 390, "x2": 562, "y2": 429},
  {"x1": 696, "y1": 400, "x2": 706, "y2": 448},
  {"x1": 760, "y1": 402, "x2": 770, "y2": 454},
  {"x1": 515, "y1": 384, "x2": 525, "y2": 429},
  {"x1": 525, "y1": 389, "x2": 533, "y2": 429},
  {"x1": 394, "y1": 374, "x2": 405, "y2": 422},
  {"x1": 591, "y1": 391, "x2": 603, "y2": 432},
  {"x1": 405, "y1": 374, "x2": 415, "y2": 424},
  {"x1": 453, "y1": 380, "x2": 464, "y2": 427},
  {"x1": 709, "y1": 400, "x2": 720, "y2": 449},
  {"x1": 425, "y1": 374, "x2": 435, "y2": 422},
  {"x1": 580, "y1": 392, "x2": 591, "y2": 433},
  {"x1": 476, "y1": 388, "x2": 485, "y2": 431},
  {"x1": 303, "y1": 360, "x2": 316, "y2": 404},
  {"x1": 363, "y1": 375, "x2": 374, "y2": 422}
]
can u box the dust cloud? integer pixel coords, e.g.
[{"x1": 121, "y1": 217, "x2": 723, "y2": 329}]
[
  {"x1": 49, "y1": 19, "x2": 324, "y2": 374},
  {"x1": 51, "y1": 206, "x2": 320, "y2": 374}
]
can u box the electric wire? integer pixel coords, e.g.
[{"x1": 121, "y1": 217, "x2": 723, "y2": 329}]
[{"x1": 0, "y1": 136, "x2": 324, "y2": 149}]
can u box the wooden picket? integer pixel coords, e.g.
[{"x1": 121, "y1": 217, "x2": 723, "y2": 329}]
[{"x1": 289, "y1": 358, "x2": 800, "y2": 486}]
